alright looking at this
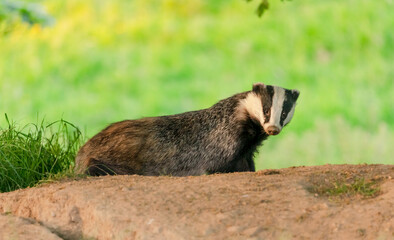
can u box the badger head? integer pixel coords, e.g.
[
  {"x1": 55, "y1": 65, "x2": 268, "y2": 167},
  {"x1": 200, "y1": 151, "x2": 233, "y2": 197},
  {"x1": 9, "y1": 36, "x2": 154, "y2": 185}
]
[{"x1": 239, "y1": 82, "x2": 300, "y2": 136}]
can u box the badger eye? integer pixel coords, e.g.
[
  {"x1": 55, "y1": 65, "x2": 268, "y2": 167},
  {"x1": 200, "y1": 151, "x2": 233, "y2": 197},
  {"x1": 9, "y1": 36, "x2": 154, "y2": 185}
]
[
  {"x1": 281, "y1": 112, "x2": 287, "y2": 118},
  {"x1": 263, "y1": 108, "x2": 270, "y2": 115}
]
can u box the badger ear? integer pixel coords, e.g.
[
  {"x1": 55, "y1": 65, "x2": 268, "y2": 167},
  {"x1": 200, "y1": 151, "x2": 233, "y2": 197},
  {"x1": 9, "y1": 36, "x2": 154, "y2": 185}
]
[
  {"x1": 252, "y1": 83, "x2": 266, "y2": 93},
  {"x1": 292, "y1": 89, "x2": 300, "y2": 100}
]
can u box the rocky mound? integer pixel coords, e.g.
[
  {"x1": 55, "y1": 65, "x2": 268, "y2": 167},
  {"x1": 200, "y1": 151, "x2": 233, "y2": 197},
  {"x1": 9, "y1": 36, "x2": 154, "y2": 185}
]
[{"x1": 0, "y1": 164, "x2": 393, "y2": 240}]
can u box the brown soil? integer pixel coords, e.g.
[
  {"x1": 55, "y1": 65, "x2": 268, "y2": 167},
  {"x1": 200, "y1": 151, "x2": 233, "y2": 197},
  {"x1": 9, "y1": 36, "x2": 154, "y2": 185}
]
[
  {"x1": 0, "y1": 164, "x2": 393, "y2": 240},
  {"x1": 0, "y1": 214, "x2": 62, "y2": 240}
]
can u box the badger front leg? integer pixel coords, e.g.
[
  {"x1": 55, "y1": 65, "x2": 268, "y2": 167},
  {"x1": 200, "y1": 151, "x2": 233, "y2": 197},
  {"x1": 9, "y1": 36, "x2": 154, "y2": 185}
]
[{"x1": 232, "y1": 156, "x2": 255, "y2": 172}]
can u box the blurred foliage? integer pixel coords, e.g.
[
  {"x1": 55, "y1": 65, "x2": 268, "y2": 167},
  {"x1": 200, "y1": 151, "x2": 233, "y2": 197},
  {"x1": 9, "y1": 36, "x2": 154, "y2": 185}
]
[
  {"x1": 0, "y1": 0, "x2": 393, "y2": 169},
  {"x1": 0, "y1": 0, "x2": 53, "y2": 34},
  {"x1": 246, "y1": 0, "x2": 270, "y2": 17},
  {"x1": 247, "y1": 0, "x2": 292, "y2": 17}
]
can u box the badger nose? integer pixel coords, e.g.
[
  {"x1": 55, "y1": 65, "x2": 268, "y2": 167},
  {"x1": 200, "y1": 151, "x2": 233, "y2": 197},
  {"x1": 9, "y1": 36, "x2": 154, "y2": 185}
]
[{"x1": 266, "y1": 126, "x2": 280, "y2": 135}]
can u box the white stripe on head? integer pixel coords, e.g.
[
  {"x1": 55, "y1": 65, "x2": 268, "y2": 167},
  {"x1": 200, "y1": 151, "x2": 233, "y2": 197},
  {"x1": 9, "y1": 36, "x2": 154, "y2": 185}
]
[
  {"x1": 237, "y1": 92, "x2": 264, "y2": 125},
  {"x1": 283, "y1": 104, "x2": 295, "y2": 126},
  {"x1": 263, "y1": 86, "x2": 285, "y2": 131}
]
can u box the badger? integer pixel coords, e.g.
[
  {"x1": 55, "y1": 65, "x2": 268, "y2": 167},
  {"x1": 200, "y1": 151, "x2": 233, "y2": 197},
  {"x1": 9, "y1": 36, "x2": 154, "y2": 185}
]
[{"x1": 75, "y1": 83, "x2": 300, "y2": 176}]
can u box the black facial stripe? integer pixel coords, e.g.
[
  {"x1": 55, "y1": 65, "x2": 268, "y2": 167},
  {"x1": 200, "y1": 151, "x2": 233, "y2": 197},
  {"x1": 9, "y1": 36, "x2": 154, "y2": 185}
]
[
  {"x1": 263, "y1": 85, "x2": 274, "y2": 123},
  {"x1": 266, "y1": 86, "x2": 274, "y2": 97},
  {"x1": 280, "y1": 90, "x2": 294, "y2": 126}
]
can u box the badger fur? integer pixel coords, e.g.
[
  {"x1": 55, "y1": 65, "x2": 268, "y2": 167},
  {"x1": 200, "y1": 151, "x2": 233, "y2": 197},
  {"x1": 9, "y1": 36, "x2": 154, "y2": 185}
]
[{"x1": 75, "y1": 83, "x2": 300, "y2": 176}]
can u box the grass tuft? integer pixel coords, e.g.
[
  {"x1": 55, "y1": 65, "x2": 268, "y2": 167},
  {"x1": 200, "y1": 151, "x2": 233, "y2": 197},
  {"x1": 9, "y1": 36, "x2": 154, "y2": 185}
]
[
  {"x1": 306, "y1": 172, "x2": 382, "y2": 200},
  {"x1": 0, "y1": 114, "x2": 83, "y2": 192}
]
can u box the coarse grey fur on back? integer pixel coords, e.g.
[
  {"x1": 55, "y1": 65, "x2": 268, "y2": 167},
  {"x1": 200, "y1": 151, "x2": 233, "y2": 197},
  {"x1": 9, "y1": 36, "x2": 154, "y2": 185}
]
[{"x1": 75, "y1": 83, "x2": 300, "y2": 176}]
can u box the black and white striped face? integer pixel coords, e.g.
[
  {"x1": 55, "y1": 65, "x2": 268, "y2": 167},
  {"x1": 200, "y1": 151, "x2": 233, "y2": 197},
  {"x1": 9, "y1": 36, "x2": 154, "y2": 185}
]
[{"x1": 240, "y1": 83, "x2": 299, "y2": 136}]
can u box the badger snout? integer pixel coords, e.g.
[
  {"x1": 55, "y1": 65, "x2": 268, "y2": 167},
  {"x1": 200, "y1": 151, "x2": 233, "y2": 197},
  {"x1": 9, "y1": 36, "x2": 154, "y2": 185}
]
[{"x1": 266, "y1": 126, "x2": 280, "y2": 135}]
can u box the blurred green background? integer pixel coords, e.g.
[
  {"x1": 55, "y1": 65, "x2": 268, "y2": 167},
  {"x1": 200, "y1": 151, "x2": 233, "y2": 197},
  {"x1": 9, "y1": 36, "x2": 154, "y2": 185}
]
[{"x1": 0, "y1": 0, "x2": 393, "y2": 169}]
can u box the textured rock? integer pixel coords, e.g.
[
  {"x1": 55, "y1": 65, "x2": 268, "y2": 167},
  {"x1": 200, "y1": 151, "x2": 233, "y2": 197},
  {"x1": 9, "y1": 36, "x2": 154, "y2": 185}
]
[
  {"x1": 0, "y1": 164, "x2": 393, "y2": 240},
  {"x1": 0, "y1": 214, "x2": 61, "y2": 240}
]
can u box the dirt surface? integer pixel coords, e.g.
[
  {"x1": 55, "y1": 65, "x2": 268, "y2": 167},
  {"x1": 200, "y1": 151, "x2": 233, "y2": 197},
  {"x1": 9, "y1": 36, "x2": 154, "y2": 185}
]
[
  {"x1": 0, "y1": 214, "x2": 62, "y2": 240},
  {"x1": 0, "y1": 164, "x2": 393, "y2": 240}
]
